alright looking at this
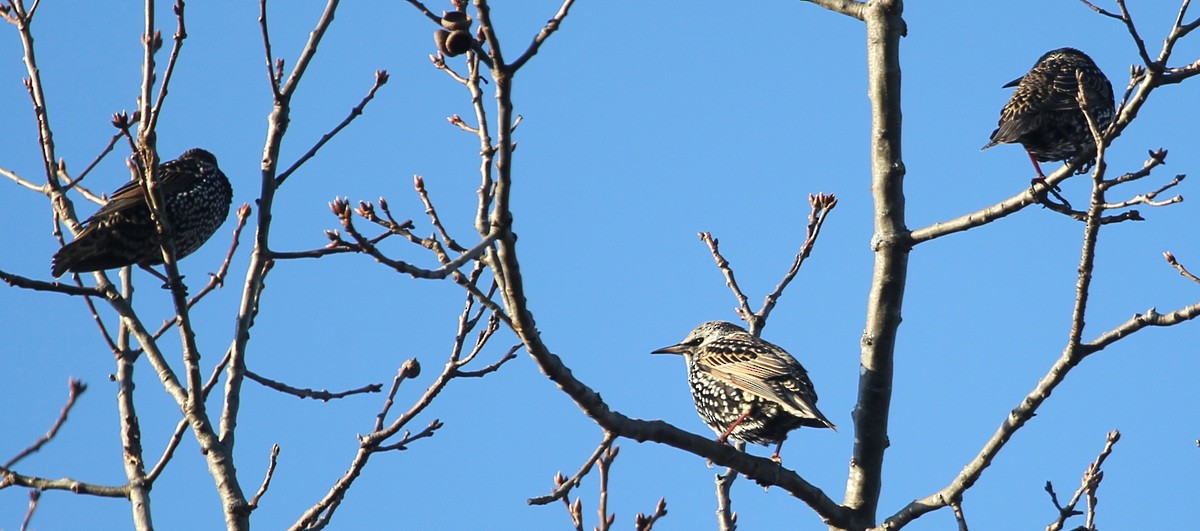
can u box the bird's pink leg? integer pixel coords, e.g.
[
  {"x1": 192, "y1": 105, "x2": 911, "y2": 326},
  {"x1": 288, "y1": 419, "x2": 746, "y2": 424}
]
[
  {"x1": 771, "y1": 439, "x2": 786, "y2": 463},
  {"x1": 1026, "y1": 150, "x2": 1049, "y2": 186},
  {"x1": 717, "y1": 410, "x2": 752, "y2": 445}
]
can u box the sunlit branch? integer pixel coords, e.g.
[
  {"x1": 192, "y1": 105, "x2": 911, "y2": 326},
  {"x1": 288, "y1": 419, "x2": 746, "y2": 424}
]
[
  {"x1": 247, "y1": 444, "x2": 280, "y2": 510},
  {"x1": 527, "y1": 432, "x2": 617, "y2": 506},
  {"x1": 275, "y1": 70, "x2": 389, "y2": 186},
  {"x1": 245, "y1": 370, "x2": 382, "y2": 401},
  {"x1": 3, "y1": 379, "x2": 87, "y2": 469}
]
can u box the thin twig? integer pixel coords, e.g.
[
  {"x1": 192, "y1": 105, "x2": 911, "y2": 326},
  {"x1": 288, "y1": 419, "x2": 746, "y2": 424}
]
[
  {"x1": 1046, "y1": 430, "x2": 1120, "y2": 531},
  {"x1": 951, "y1": 498, "x2": 969, "y2": 531},
  {"x1": 60, "y1": 132, "x2": 122, "y2": 200},
  {"x1": 414, "y1": 175, "x2": 466, "y2": 252},
  {"x1": 755, "y1": 193, "x2": 838, "y2": 334},
  {"x1": 0, "y1": 472, "x2": 127, "y2": 497},
  {"x1": 715, "y1": 440, "x2": 745, "y2": 531},
  {"x1": 146, "y1": 349, "x2": 232, "y2": 484},
  {"x1": 245, "y1": 370, "x2": 382, "y2": 401},
  {"x1": 278, "y1": 0, "x2": 340, "y2": 96},
  {"x1": 1121, "y1": 0, "x2": 1156, "y2": 68},
  {"x1": 527, "y1": 433, "x2": 617, "y2": 505},
  {"x1": 698, "y1": 232, "x2": 754, "y2": 325},
  {"x1": 375, "y1": 419, "x2": 444, "y2": 452},
  {"x1": 883, "y1": 295, "x2": 1200, "y2": 529},
  {"x1": 1077, "y1": 0, "x2": 1121, "y2": 19},
  {"x1": 147, "y1": 0, "x2": 188, "y2": 134},
  {"x1": 1100, "y1": 174, "x2": 1185, "y2": 209},
  {"x1": 3, "y1": 379, "x2": 87, "y2": 469},
  {"x1": 455, "y1": 341, "x2": 518, "y2": 377},
  {"x1": 290, "y1": 287, "x2": 511, "y2": 530},
  {"x1": 402, "y1": 0, "x2": 441, "y2": 24},
  {"x1": 508, "y1": 0, "x2": 577, "y2": 72},
  {"x1": 144, "y1": 203, "x2": 251, "y2": 343},
  {"x1": 0, "y1": 269, "x2": 104, "y2": 297},
  {"x1": 80, "y1": 279, "x2": 121, "y2": 355},
  {"x1": 0, "y1": 165, "x2": 43, "y2": 192},
  {"x1": 248, "y1": 444, "x2": 280, "y2": 510},
  {"x1": 20, "y1": 490, "x2": 40, "y2": 531},
  {"x1": 634, "y1": 497, "x2": 668, "y2": 531},
  {"x1": 595, "y1": 445, "x2": 617, "y2": 531},
  {"x1": 258, "y1": 0, "x2": 280, "y2": 96},
  {"x1": 276, "y1": 70, "x2": 390, "y2": 186},
  {"x1": 1164, "y1": 252, "x2": 1200, "y2": 284},
  {"x1": 374, "y1": 359, "x2": 422, "y2": 432}
]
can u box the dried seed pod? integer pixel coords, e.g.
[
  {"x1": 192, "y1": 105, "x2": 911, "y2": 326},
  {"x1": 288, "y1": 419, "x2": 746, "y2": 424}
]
[
  {"x1": 440, "y1": 10, "x2": 471, "y2": 31},
  {"x1": 443, "y1": 29, "x2": 473, "y2": 57},
  {"x1": 433, "y1": 29, "x2": 451, "y2": 55}
]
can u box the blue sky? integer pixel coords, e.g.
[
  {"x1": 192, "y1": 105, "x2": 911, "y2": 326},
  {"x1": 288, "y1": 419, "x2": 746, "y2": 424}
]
[{"x1": 2, "y1": 1, "x2": 1198, "y2": 529}]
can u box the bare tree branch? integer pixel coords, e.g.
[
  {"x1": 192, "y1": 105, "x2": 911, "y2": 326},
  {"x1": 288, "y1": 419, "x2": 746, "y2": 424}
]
[
  {"x1": 698, "y1": 232, "x2": 754, "y2": 324},
  {"x1": 0, "y1": 270, "x2": 105, "y2": 297},
  {"x1": 714, "y1": 441, "x2": 745, "y2": 531},
  {"x1": 634, "y1": 497, "x2": 669, "y2": 531},
  {"x1": 245, "y1": 370, "x2": 382, "y2": 401},
  {"x1": 146, "y1": 349, "x2": 233, "y2": 484},
  {"x1": 20, "y1": 490, "x2": 40, "y2": 531},
  {"x1": 844, "y1": 2, "x2": 907, "y2": 527},
  {"x1": 374, "y1": 359, "x2": 422, "y2": 433},
  {"x1": 1046, "y1": 430, "x2": 1120, "y2": 531},
  {"x1": 0, "y1": 472, "x2": 128, "y2": 497},
  {"x1": 248, "y1": 444, "x2": 280, "y2": 510},
  {"x1": 291, "y1": 283, "x2": 514, "y2": 530},
  {"x1": 3, "y1": 378, "x2": 87, "y2": 469},
  {"x1": 146, "y1": 0, "x2": 188, "y2": 134},
  {"x1": 950, "y1": 499, "x2": 969, "y2": 531},
  {"x1": 754, "y1": 193, "x2": 838, "y2": 334},
  {"x1": 528, "y1": 432, "x2": 617, "y2": 505},
  {"x1": 595, "y1": 445, "x2": 617, "y2": 531},
  {"x1": 375, "y1": 419, "x2": 444, "y2": 452},
  {"x1": 802, "y1": 0, "x2": 867, "y2": 20},
  {"x1": 113, "y1": 271, "x2": 154, "y2": 530},
  {"x1": 276, "y1": 70, "x2": 390, "y2": 186},
  {"x1": 1164, "y1": 251, "x2": 1200, "y2": 284},
  {"x1": 508, "y1": 0, "x2": 576, "y2": 72}
]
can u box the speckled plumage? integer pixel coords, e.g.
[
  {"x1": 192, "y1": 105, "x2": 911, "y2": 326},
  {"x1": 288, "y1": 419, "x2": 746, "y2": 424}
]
[
  {"x1": 982, "y1": 48, "x2": 1114, "y2": 176},
  {"x1": 653, "y1": 321, "x2": 835, "y2": 460},
  {"x1": 51, "y1": 148, "x2": 232, "y2": 277}
]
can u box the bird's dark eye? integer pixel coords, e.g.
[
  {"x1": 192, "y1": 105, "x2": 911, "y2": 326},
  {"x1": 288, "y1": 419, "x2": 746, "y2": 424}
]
[{"x1": 685, "y1": 337, "x2": 703, "y2": 346}]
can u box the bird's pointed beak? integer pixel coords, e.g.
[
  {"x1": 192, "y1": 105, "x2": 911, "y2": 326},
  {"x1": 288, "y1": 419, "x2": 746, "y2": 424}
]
[
  {"x1": 651, "y1": 344, "x2": 686, "y2": 355},
  {"x1": 1002, "y1": 75, "x2": 1023, "y2": 88}
]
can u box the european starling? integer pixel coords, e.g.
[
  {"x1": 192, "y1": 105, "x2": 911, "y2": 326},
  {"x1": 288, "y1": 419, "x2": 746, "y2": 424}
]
[
  {"x1": 982, "y1": 47, "x2": 1115, "y2": 178},
  {"x1": 51, "y1": 148, "x2": 233, "y2": 278},
  {"x1": 652, "y1": 321, "x2": 835, "y2": 462}
]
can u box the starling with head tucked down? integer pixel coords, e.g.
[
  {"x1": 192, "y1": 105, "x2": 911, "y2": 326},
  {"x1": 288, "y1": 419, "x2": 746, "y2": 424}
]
[
  {"x1": 51, "y1": 148, "x2": 232, "y2": 278},
  {"x1": 653, "y1": 321, "x2": 835, "y2": 462},
  {"x1": 982, "y1": 47, "x2": 1115, "y2": 178}
]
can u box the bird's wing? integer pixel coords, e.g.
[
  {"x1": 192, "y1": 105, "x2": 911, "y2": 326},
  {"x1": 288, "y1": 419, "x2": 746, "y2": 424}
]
[
  {"x1": 84, "y1": 157, "x2": 207, "y2": 224},
  {"x1": 696, "y1": 334, "x2": 833, "y2": 427},
  {"x1": 1040, "y1": 66, "x2": 1087, "y2": 113},
  {"x1": 989, "y1": 66, "x2": 1081, "y2": 146}
]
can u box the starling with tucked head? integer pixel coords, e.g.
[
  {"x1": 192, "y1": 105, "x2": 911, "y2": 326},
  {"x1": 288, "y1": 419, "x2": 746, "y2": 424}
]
[
  {"x1": 51, "y1": 148, "x2": 232, "y2": 278},
  {"x1": 653, "y1": 321, "x2": 835, "y2": 462},
  {"x1": 982, "y1": 47, "x2": 1114, "y2": 178}
]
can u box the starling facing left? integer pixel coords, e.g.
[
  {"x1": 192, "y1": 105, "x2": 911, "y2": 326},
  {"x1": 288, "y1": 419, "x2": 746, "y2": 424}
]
[
  {"x1": 653, "y1": 321, "x2": 835, "y2": 462},
  {"x1": 982, "y1": 47, "x2": 1115, "y2": 178},
  {"x1": 51, "y1": 148, "x2": 233, "y2": 278}
]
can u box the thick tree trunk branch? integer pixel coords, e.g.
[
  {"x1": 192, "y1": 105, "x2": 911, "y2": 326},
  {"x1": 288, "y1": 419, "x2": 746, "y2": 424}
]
[{"x1": 843, "y1": 1, "x2": 907, "y2": 528}]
